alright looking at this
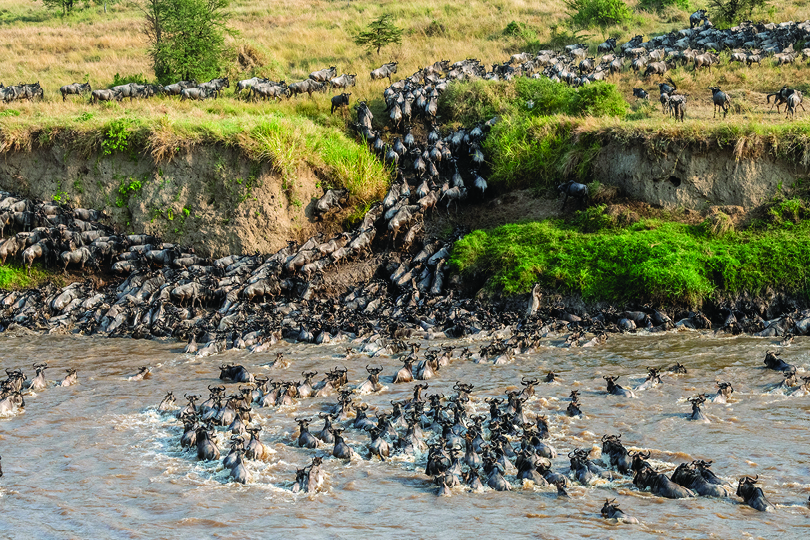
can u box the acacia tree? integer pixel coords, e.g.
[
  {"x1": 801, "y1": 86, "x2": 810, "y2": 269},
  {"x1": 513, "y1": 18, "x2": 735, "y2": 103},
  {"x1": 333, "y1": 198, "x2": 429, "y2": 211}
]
[
  {"x1": 353, "y1": 14, "x2": 403, "y2": 54},
  {"x1": 143, "y1": 0, "x2": 231, "y2": 84}
]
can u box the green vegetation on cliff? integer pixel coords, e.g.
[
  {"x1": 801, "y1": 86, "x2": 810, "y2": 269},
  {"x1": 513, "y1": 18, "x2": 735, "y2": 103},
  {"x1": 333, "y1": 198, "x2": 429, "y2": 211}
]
[
  {"x1": 0, "y1": 263, "x2": 57, "y2": 290},
  {"x1": 451, "y1": 209, "x2": 810, "y2": 307},
  {"x1": 0, "y1": 110, "x2": 389, "y2": 202}
]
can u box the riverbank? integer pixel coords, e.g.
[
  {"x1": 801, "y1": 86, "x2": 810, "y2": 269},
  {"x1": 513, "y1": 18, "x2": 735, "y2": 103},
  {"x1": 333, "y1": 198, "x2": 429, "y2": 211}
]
[
  {"x1": 0, "y1": 114, "x2": 387, "y2": 257},
  {"x1": 450, "y1": 204, "x2": 810, "y2": 309}
]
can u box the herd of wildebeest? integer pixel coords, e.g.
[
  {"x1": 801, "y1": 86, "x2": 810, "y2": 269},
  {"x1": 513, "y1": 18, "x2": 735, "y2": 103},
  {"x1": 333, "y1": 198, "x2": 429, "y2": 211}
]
[
  {"x1": 2, "y1": 9, "x2": 810, "y2": 524},
  {"x1": 2, "y1": 13, "x2": 809, "y2": 123}
]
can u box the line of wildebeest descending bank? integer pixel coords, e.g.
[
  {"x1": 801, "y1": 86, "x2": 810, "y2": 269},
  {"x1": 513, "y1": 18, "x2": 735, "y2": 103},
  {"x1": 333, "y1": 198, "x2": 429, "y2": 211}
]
[{"x1": 5, "y1": 16, "x2": 810, "y2": 121}]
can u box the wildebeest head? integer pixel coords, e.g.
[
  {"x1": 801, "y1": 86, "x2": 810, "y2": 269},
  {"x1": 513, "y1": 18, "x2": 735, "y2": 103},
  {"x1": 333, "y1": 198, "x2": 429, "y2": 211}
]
[
  {"x1": 736, "y1": 475, "x2": 759, "y2": 498},
  {"x1": 629, "y1": 450, "x2": 651, "y2": 472}
]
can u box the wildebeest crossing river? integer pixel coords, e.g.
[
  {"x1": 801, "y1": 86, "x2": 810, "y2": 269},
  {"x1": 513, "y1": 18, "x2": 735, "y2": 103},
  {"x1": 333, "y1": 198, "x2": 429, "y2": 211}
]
[{"x1": 0, "y1": 331, "x2": 808, "y2": 539}]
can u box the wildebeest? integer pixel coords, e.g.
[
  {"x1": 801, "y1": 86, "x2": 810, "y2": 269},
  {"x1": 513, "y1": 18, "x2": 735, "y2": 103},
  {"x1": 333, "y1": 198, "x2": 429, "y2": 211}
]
[
  {"x1": 604, "y1": 375, "x2": 636, "y2": 398},
  {"x1": 763, "y1": 350, "x2": 795, "y2": 371},
  {"x1": 694, "y1": 52, "x2": 719, "y2": 72},
  {"x1": 198, "y1": 77, "x2": 229, "y2": 97},
  {"x1": 355, "y1": 101, "x2": 374, "y2": 131},
  {"x1": 634, "y1": 465, "x2": 696, "y2": 498},
  {"x1": 330, "y1": 93, "x2": 352, "y2": 114},
  {"x1": 22, "y1": 239, "x2": 54, "y2": 273},
  {"x1": 600, "y1": 499, "x2": 638, "y2": 524},
  {"x1": 775, "y1": 52, "x2": 798, "y2": 66},
  {"x1": 313, "y1": 189, "x2": 349, "y2": 219},
  {"x1": 163, "y1": 80, "x2": 197, "y2": 96},
  {"x1": 644, "y1": 61, "x2": 669, "y2": 77},
  {"x1": 709, "y1": 87, "x2": 730, "y2": 118},
  {"x1": 597, "y1": 37, "x2": 618, "y2": 54},
  {"x1": 557, "y1": 180, "x2": 587, "y2": 209},
  {"x1": 251, "y1": 82, "x2": 288, "y2": 101},
  {"x1": 330, "y1": 73, "x2": 357, "y2": 89},
  {"x1": 310, "y1": 67, "x2": 337, "y2": 82},
  {"x1": 235, "y1": 77, "x2": 270, "y2": 96},
  {"x1": 288, "y1": 79, "x2": 326, "y2": 97},
  {"x1": 737, "y1": 476, "x2": 775, "y2": 511},
  {"x1": 91, "y1": 89, "x2": 123, "y2": 103},
  {"x1": 668, "y1": 94, "x2": 687, "y2": 122},
  {"x1": 766, "y1": 86, "x2": 800, "y2": 113},
  {"x1": 371, "y1": 62, "x2": 398, "y2": 82},
  {"x1": 60, "y1": 82, "x2": 91, "y2": 101},
  {"x1": 785, "y1": 90, "x2": 804, "y2": 119},
  {"x1": 111, "y1": 83, "x2": 148, "y2": 101},
  {"x1": 672, "y1": 462, "x2": 731, "y2": 497},
  {"x1": 632, "y1": 88, "x2": 649, "y2": 99},
  {"x1": 219, "y1": 364, "x2": 254, "y2": 383},
  {"x1": 690, "y1": 9, "x2": 709, "y2": 28},
  {"x1": 60, "y1": 246, "x2": 96, "y2": 273},
  {"x1": 180, "y1": 87, "x2": 215, "y2": 101},
  {"x1": 601, "y1": 434, "x2": 633, "y2": 475}
]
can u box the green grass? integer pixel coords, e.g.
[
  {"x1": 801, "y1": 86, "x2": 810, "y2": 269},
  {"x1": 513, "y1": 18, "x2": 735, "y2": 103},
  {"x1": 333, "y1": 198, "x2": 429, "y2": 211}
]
[
  {"x1": 0, "y1": 263, "x2": 55, "y2": 290},
  {"x1": 450, "y1": 215, "x2": 810, "y2": 307},
  {"x1": 0, "y1": 109, "x2": 390, "y2": 203}
]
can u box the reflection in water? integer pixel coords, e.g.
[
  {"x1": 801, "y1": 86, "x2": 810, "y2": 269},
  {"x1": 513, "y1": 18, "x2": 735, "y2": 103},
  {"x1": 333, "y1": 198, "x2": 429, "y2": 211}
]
[{"x1": 0, "y1": 331, "x2": 809, "y2": 539}]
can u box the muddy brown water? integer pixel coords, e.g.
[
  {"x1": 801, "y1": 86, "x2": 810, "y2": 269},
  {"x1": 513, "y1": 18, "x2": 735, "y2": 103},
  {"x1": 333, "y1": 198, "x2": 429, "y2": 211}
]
[{"x1": 1, "y1": 331, "x2": 809, "y2": 539}]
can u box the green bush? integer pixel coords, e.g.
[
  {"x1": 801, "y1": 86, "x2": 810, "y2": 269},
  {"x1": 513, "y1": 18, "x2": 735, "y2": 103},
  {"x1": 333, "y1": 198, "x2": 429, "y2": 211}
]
[
  {"x1": 515, "y1": 78, "x2": 577, "y2": 116},
  {"x1": 503, "y1": 21, "x2": 523, "y2": 36},
  {"x1": 101, "y1": 118, "x2": 134, "y2": 156},
  {"x1": 564, "y1": 0, "x2": 632, "y2": 31},
  {"x1": 571, "y1": 82, "x2": 628, "y2": 117}
]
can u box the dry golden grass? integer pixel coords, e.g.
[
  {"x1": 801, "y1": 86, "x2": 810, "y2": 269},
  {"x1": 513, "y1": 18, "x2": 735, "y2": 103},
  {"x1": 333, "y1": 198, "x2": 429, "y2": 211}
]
[{"x1": 1, "y1": 0, "x2": 810, "y2": 133}]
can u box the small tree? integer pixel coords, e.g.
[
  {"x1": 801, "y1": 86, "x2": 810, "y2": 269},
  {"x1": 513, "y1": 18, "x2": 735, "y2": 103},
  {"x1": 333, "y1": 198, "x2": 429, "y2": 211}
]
[
  {"x1": 707, "y1": 0, "x2": 767, "y2": 26},
  {"x1": 41, "y1": 0, "x2": 76, "y2": 15},
  {"x1": 353, "y1": 14, "x2": 403, "y2": 54},
  {"x1": 564, "y1": 0, "x2": 632, "y2": 33},
  {"x1": 143, "y1": 0, "x2": 231, "y2": 84}
]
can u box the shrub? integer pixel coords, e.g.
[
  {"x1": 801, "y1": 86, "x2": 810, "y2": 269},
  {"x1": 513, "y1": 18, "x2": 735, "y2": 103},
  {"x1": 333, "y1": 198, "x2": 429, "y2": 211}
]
[
  {"x1": 570, "y1": 82, "x2": 628, "y2": 117},
  {"x1": 515, "y1": 78, "x2": 577, "y2": 116},
  {"x1": 564, "y1": 0, "x2": 632, "y2": 32},
  {"x1": 503, "y1": 21, "x2": 523, "y2": 36},
  {"x1": 111, "y1": 73, "x2": 149, "y2": 87},
  {"x1": 708, "y1": 0, "x2": 767, "y2": 27}
]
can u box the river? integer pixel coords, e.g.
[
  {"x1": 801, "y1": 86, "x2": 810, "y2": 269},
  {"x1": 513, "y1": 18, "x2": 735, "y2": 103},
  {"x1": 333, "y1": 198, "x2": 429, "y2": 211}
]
[{"x1": 1, "y1": 330, "x2": 808, "y2": 539}]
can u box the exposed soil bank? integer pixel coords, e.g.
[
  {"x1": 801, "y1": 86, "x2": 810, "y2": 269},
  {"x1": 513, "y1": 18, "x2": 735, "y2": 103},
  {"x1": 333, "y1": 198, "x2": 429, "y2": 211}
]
[
  {"x1": 0, "y1": 143, "x2": 342, "y2": 258},
  {"x1": 592, "y1": 140, "x2": 808, "y2": 210},
  {"x1": 0, "y1": 134, "x2": 805, "y2": 259}
]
